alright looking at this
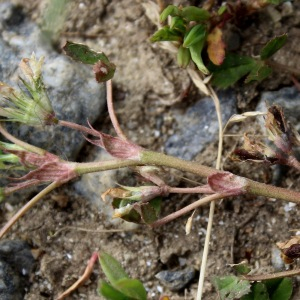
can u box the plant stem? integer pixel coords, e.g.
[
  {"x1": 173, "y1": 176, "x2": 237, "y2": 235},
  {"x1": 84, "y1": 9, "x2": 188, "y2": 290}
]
[
  {"x1": 0, "y1": 123, "x2": 45, "y2": 155},
  {"x1": 56, "y1": 252, "x2": 99, "y2": 300},
  {"x1": 106, "y1": 80, "x2": 127, "y2": 140},
  {"x1": 74, "y1": 150, "x2": 300, "y2": 204},
  {"x1": 141, "y1": 150, "x2": 300, "y2": 204},
  {"x1": 0, "y1": 181, "x2": 59, "y2": 238},
  {"x1": 151, "y1": 193, "x2": 227, "y2": 227},
  {"x1": 74, "y1": 159, "x2": 140, "y2": 175},
  {"x1": 246, "y1": 179, "x2": 300, "y2": 204},
  {"x1": 243, "y1": 268, "x2": 300, "y2": 281},
  {"x1": 141, "y1": 150, "x2": 216, "y2": 178},
  {"x1": 58, "y1": 120, "x2": 96, "y2": 135},
  {"x1": 168, "y1": 185, "x2": 213, "y2": 194}
]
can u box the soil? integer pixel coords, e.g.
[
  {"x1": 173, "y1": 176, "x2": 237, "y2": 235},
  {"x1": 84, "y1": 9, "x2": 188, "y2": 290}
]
[{"x1": 2, "y1": 0, "x2": 300, "y2": 299}]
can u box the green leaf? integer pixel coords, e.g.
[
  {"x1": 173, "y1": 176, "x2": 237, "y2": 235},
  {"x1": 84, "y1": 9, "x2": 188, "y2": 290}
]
[
  {"x1": 140, "y1": 198, "x2": 161, "y2": 224},
  {"x1": 177, "y1": 45, "x2": 191, "y2": 68},
  {"x1": 245, "y1": 61, "x2": 272, "y2": 83},
  {"x1": 170, "y1": 16, "x2": 186, "y2": 33},
  {"x1": 63, "y1": 41, "x2": 110, "y2": 65},
  {"x1": 213, "y1": 275, "x2": 251, "y2": 300},
  {"x1": 99, "y1": 252, "x2": 129, "y2": 287},
  {"x1": 189, "y1": 37, "x2": 209, "y2": 74},
  {"x1": 266, "y1": 278, "x2": 293, "y2": 300},
  {"x1": 98, "y1": 281, "x2": 131, "y2": 300},
  {"x1": 150, "y1": 26, "x2": 182, "y2": 43},
  {"x1": 63, "y1": 41, "x2": 116, "y2": 82},
  {"x1": 112, "y1": 199, "x2": 142, "y2": 223},
  {"x1": 183, "y1": 24, "x2": 206, "y2": 48},
  {"x1": 241, "y1": 282, "x2": 269, "y2": 300},
  {"x1": 260, "y1": 34, "x2": 287, "y2": 60},
  {"x1": 229, "y1": 261, "x2": 251, "y2": 275},
  {"x1": 160, "y1": 5, "x2": 180, "y2": 22},
  {"x1": 209, "y1": 53, "x2": 256, "y2": 88},
  {"x1": 181, "y1": 6, "x2": 210, "y2": 22},
  {"x1": 115, "y1": 278, "x2": 147, "y2": 300}
]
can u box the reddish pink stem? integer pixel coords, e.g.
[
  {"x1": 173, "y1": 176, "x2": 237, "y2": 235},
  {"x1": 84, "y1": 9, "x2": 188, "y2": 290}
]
[{"x1": 55, "y1": 252, "x2": 99, "y2": 300}]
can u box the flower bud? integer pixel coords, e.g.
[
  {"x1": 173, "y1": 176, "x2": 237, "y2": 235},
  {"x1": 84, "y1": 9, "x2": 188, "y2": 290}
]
[{"x1": 0, "y1": 54, "x2": 57, "y2": 126}]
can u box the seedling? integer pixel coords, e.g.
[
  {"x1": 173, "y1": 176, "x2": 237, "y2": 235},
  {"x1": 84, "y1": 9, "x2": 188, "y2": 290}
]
[
  {"x1": 214, "y1": 261, "x2": 293, "y2": 300},
  {"x1": 150, "y1": 3, "x2": 287, "y2": 87}
]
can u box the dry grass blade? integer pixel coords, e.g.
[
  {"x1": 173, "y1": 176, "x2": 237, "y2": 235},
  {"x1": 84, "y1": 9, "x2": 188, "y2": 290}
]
[
  {"x1": 142, "y1": 1, "x2": 161, "y2": 27},
  {"x1": 223, "y1": 111, "x2": 266, "y2": 134}
]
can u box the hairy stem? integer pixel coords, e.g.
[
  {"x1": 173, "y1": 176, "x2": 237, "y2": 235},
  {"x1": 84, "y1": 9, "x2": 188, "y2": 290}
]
[
  {"x1": 58, "y1": 120, "x2": 96, "y2": 136},
  {"x1": 141, "y1": 150, "x2": 216, "y2": 177},
  {"x1": 141, "y1": 150, "x2": 300, "y2": 204},
  {"x1": 0, "y1": 123, "x2": 45, "y2": 155},
  {"x1": 106, "y1": 80, "x2": 127, "y2": 140},
  {"x1": 246, "y1": 179, "x2": 300, "y2": 204},
  {"x1": 168, "y1": 185, "x2": 213, "y2": 194},
  {"x1": 74, "y1": 159, "x2": 141, "y2": 175},
  {"x1": 75, "y1": 150, "x2": 300, "y2": 204}
]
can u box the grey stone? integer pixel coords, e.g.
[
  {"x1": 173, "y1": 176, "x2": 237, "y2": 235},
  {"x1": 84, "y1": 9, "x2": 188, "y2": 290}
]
[
  {"x1": 0, "y1": 239, "x2": 35, "y2": 300},
  {"x1": 0, "y1": 2, "x2": 106, "y2": 159},
  {"x1": 271, "y1": 246, "x2": 285, "y2": 271},
  {"x1": 165, "y1": 90, "x2": 236, "y2": 160},
  {"x1": 155, "y1": 267, "x2": 196, "y2": 292}
]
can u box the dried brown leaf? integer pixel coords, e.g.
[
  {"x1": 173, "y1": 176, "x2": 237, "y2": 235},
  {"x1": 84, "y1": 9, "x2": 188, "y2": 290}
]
[{"x1": 207, "y1": 27, "x2": 225, "y2": 66}]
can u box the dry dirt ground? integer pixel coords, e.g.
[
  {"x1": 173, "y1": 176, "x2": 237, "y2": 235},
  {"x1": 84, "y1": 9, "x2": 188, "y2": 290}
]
[{"x1": 2, "y1": 0, "x2": 300, "y2": 299}]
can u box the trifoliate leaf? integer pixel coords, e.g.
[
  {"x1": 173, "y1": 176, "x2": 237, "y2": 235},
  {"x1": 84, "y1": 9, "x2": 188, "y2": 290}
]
[{"x1": 214, "y1": 275, "x2": 251, "y2": 300}]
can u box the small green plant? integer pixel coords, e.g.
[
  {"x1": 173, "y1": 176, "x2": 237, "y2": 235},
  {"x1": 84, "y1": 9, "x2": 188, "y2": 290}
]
[
  {"x1": 98, "y1": 252, "x2": 147, "y2": 300},
  {"x1": 150, "y1": 3, "x2": 287, "y2": 87},
  {"x1": 214, "y1": 262, "x2": 293, "y2": 300}
]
